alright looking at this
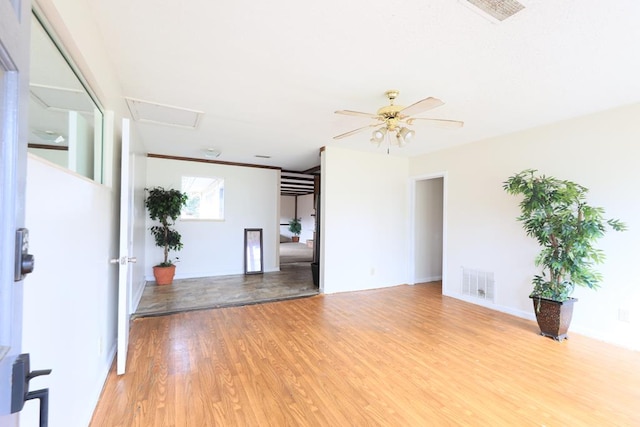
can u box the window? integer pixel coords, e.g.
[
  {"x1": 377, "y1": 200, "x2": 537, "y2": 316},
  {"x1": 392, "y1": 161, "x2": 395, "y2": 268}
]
[{"x1": 181, "y1": 176, "x2": 224, "y2": 220}]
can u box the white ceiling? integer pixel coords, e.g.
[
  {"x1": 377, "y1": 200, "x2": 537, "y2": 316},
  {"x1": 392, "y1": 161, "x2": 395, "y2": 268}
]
[{"x1": 84, "y1": 0, "x2": 640, "y2": 171}]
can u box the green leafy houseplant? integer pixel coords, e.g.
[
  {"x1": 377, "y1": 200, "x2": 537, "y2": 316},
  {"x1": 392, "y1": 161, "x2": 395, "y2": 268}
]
[
  {"x1": 145, "y1": 186, "x2": 189, "y2": 267},
  {"x1": 503, "y1": 169, "x2": 626, "y2": 302},
  {"x1": 288, "y1": 217, "x2": 302, "y2": 236}
]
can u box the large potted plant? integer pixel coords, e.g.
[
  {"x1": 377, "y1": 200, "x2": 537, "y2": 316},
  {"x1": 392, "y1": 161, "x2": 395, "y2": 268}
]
[
  {"x1": 503, "y1": 169, "x2": 625, "y2": 341},
  {"x1": 145, "y1": 186, "x2": 188, "y2": 285},
  {"x1": 288, "y1": 217, "x2": 302, "y2": 243}
]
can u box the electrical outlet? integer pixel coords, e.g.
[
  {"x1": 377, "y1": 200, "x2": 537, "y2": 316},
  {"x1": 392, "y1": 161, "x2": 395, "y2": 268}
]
[
  {"x1": 618, "y1": 309, "x2": 630, "y2": 323},
  {"x1": 370, "y1": 268, "x2": 375, "y2": 276}
]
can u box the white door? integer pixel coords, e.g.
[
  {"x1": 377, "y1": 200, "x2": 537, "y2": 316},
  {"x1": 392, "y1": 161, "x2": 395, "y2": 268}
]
[
  {"x1": 0, "y1": 0, "x2": 32, "y2": 424},
  {"x1": 114, "y1": 118, "x2": 135, "y2": 375}
]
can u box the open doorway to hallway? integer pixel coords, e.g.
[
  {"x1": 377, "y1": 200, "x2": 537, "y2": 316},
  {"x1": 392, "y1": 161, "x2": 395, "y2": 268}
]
[
  {"x1": 413, "y1": 176, "x2": 444, "y2": 286},
  {"x1": 279, "y1": 171, "x2": 316, "y2": 253},
  {"x1": 279, "y1": 169, "x2": 320, "y2": 285}
]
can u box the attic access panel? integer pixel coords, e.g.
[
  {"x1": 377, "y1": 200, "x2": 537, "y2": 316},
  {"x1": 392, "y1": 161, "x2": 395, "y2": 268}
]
[
  {"x1": 125, "y1": 98, "x2": 203, "y2": 128},
  {"x1": 461, "y1": 0, "x2": 525, "y2": 22}
]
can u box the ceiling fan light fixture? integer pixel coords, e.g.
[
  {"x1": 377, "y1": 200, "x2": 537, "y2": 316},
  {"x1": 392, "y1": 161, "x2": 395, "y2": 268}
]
[
  {"x1": 396, "y1": 127, "x2": 415, "y2": 147},
  {"x1": 371, "y1": 127, "x2": 387, "y2": 143}
]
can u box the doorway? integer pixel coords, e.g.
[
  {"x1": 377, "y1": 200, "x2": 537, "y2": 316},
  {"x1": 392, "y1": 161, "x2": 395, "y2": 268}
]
[
  {"x1": 279, "y1": 170, "x2": 318, "y2": 281},
  {"x1": 134, "y1": 169, "x2": 321, "y2": 318},
  {"x1": 411, "y1": 175, "x2": 445, "y2": 287}
]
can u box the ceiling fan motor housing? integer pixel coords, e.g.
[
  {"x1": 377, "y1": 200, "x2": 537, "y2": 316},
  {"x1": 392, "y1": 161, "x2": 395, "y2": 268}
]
[{"x1": 376, "y1": 105, "x2": 404, "y2": 131}]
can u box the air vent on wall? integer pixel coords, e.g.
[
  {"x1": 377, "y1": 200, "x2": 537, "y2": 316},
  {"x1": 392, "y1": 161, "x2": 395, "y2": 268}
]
[
  {"x1": 460, "y1": 0, "x2": 525, "y2": 22},
  {"x1": 462, "y1": 267, "x2": 495, "y2": 302},
  {"x1": 125, "y1": 98, "x2": 203, "y2": 129}
]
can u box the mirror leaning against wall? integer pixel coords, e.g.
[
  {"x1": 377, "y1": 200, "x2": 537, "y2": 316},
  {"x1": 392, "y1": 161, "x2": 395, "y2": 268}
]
[{"x1": 28, "y1": 11, "x2": 104, "y2": 183}]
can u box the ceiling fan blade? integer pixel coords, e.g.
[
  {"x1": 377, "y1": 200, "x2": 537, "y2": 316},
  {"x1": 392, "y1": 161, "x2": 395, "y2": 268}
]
[
  {"x1": 335, "y1": 110, "x2": 380, "y2": 119},
  {"x1": 400, "y1": 97, "x2": 444, "y2": 117},
  {"x1": 406, "y1": 118, "x2": 464, "y2": 129},
  {"x1": 333, "y1": 124, "x2": 379, "y2": 140}
]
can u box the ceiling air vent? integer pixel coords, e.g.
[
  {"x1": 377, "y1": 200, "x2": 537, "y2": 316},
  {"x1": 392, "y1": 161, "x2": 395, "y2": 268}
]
[{"x1": 461, "y1": 0, "x2": 525, "y2": 22}]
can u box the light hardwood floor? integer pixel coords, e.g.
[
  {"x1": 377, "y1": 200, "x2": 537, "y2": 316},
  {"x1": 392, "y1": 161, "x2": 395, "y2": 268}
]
[{"x1": 91, "y1": 282, "x2": 640, "y2": 426}]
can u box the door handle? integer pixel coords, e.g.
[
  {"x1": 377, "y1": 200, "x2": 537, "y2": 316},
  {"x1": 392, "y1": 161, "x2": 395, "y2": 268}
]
[
  {"x1": 11, "y1": 353, "x2": 51, "y2": 427},
  {"x1": 110, "y1": 256, "x2": 137, "y2": 265}
]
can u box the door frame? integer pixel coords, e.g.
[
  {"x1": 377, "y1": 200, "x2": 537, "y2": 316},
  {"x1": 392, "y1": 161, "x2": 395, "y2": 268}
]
[
  {"x1": 0, "y1": 0, "x2": 32, "y2": 421},
  {"x1": 116, "y1": 118, "x2": 135, "y2": 375},
  {"x1": 408, "y1": 172, "x2": 447, "y2": 290}
]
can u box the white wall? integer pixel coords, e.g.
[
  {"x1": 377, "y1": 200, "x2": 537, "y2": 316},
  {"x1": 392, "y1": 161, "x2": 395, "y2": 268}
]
[
  {"x1": 410, "y1": 103, "x2": 640, "y2": 350},
  {"x1": 67, "y1": 111, "x2": 93, "y2": 178},
  {"x1": 22, "y1": 1, "x2": 136, "y2": 425},
  {"x1": 145, "y1": 157, "x2": 280, "y2": 279},
  {"x1": 27, "y1": 147, "x2": 67, "y2": 168},
  {"x1": 321, "y1": 146, "x2": 409, "y2": 294},
  {"x1": 280, "y1": 194, "x2": 316, "y2": 243},
  {"x1": 414, "y1": 178, "x2": 443, "y2": 283},
  {"x1": 130, "y1": 151, "x2": 148, "y2": 310},
  {"x1": 280, "y1": 195, "x2": 295, "y2": 241},
  {"x1": 280, "y1": 194, "x2": 315, "y2": 242},
  {"x1": 23, "y1": 156, "x2": 116, "y2": 427},
  {"x1": 298, "y1": 194, "x2": 315, "y2": 243}
]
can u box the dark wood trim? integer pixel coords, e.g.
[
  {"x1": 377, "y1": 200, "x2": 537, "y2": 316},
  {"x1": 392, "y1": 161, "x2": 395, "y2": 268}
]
[
  {"x1": 280, "y1": 169, "x2": 317, "y2": 196},
  {"x1": 281, "y1": 192, "x2": 314, "y2": 196},
  {"x1": 282, "y1": 179, "x2": 314, "y2": 186},
  {"x1": 147, "y1": 153, "x2": 281, "y2": 171},
  {"x1": 283, "y1": 168, "x2": 319, "y2": 176},
  {"x1": 28, "y1": 143, "x2": 68, "y2": 151},
  {"x1": 281, "y1": 181, "x2": 315, "y2": 187},
  {"x1": 302, "y1": 165, "x2": 321, "y2": 174},
  {"x1": 281, "y1": 173, "x2": 315, "y2": 182}
]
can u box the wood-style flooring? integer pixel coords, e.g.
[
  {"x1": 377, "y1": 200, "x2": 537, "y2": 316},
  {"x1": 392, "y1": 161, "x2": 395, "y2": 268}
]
[{"x1": 91, "y1": 282, "x2": 640, "y2": 426}]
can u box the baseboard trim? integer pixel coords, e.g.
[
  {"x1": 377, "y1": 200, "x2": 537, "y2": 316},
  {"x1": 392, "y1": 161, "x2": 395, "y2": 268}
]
[{"x1": 415, "y1": 275, "x2": 442, "y2": 284}]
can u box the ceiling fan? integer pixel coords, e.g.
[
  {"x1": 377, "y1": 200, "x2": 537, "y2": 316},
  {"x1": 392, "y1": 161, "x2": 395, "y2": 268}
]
[{"x1": 333, "y1": 90, "x2": 463, "y2": 148}]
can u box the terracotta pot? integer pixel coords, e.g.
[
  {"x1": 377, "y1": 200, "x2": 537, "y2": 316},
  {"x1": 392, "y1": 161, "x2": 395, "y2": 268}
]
[
  {"x1": 153, "y1": 264, "x2": 176, "y2": 285},
  {"x1": 291, "y1": 236, "x2": 300, "y2": 243},
  {"x1": 531, "y1": 296, "x2": 577, "y2": 341}
]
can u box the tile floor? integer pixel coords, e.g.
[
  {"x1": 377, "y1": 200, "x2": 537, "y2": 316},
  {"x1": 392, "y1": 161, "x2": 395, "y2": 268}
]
[{"x1": 134, "y1": 262, "x2": 317, "y2": 318}]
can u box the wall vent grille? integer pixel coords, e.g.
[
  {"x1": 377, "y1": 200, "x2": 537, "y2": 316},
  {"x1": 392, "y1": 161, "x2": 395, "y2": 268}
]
[{"x1": 462, "y1": 267, "x2": 495, "y2": 302}]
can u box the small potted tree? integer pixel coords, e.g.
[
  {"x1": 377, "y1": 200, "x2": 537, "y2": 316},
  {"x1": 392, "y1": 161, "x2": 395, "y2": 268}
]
[
  {"x1": 503, "y1": 169, "x2": 626, "y2": 341},
  {"x1": 288, "y1": 217, "x2": 302, "y2": 243},
  {"x1": 145, "y1": 186, "x2": 188, "y2": 285}
]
